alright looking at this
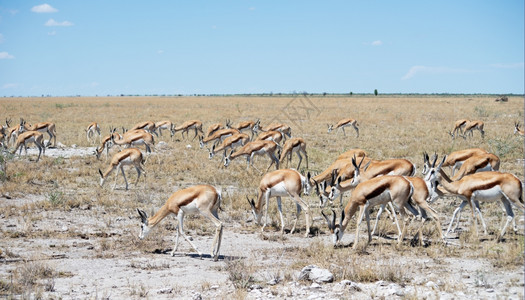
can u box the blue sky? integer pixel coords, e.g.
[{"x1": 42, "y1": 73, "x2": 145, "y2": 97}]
[{"x1": 0, "y1": 1, "x2": 523, "y2": 96}]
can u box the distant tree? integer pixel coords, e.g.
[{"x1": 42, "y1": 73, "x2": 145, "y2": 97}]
[
  {"x1": 323, "y1": 92, "x2": 327, "y2": 96},
  {"x1": 349, "y1": 92, "x2": 353, "y2": 96},
  {"x1": 374, "y1": 89, "x2": 378, "y2": 96}
]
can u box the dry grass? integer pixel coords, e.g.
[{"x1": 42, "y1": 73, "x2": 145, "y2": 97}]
[{"x1": 0, "y1": 95, "x2": 523, "y2": 295}]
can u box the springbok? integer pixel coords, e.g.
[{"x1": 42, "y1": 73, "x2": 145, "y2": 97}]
[
  {"x1": 463, "y1": 120, "x2": 485, "y2": 139},
  {"x1": 449, "y1": 119, "x2": 469, "y2": 139},
  {"x1": 98, "y1": 148, "x2": 145, "y2": 190},
  {"x1": 422, "y1": 148, "x2": 488, "y2": 176},
  {"x1": 425, "y1": 155, "x2": 524, "y2": 240},
  {"x1": 154, "y1": 120, "x2": 175, "y2": 138},
  {"x1": 137, "y1": 185, "x2": 223, "y2": 261},
  {"x1": 19, "y1": 118, "x2": 57, "y2": 147},
  {"x1": 205, "y1": 123, "x2": 224, "y2": 138},
  {"x1": 12, "y1": 131, "x2": 45, "y2": 162},
  {"x1": 199, "y1": 128, "x2": 240, "y2": 149},
  {"x1": 279, "y1": 137, "x2": 308, "y2": 170},
  {"x1": 324, "y1": 175, "x2": 415, "y2": 249},
  {"x1": 86, "y1": 122, "x2": 101, "y2": 142},
  {"x1": 255, "y1": 130, "x2": 283, "y2": 144},
  {"x1": 328, "y1": 118, "x2": 359, "y2": 137},
  {"x1": 223, "y1": 140, "x2": 280, "y2": 172},
  {"x1": 130, "y1": 121, "x2": 158, "y2": 136},
  {"x1": 208, "y1": 133, "x2": 250, "y2": 164},
  {"x1": 173, "y1": 120, "x2": 203, "y2": 140},
  {"x1": 247, "y1": 169, "x2": 312, "y2": 237}
]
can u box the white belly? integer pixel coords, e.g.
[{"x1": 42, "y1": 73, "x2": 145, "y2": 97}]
[
  {"x1": 267, "y1": 182, "x2": 289, "y2": 197},
  {"x1": 472, "y1": 186, "x2": 502, "y2": 202},
  {"x1": 131, "y1": 139, "x2": 145, "y2": 146},
  {"x1": 180, "y1": 201, "x2": 200, "y2": 214},
  {"x1": 367, "y1": 190, "x2": 392, "y2": 208},
  {"x1": 119, "y1": 157, "x2": 135, "y2": 166},
  {"x1": 253, "y1": 148, "x2": 267, "y2": 156}
]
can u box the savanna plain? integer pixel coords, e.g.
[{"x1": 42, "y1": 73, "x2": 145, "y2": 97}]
[{"x1": 0, "y1": 95, "x2": 524, "y2": 299}]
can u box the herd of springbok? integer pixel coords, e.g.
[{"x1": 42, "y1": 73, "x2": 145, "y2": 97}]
[{"x1": 1, "y1": 116, "x2": 524, "y2": 261}]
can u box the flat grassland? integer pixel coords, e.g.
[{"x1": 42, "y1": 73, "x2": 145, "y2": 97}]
[{"x1": 0, "y1": 95, "x2": 523, "y2": 299}]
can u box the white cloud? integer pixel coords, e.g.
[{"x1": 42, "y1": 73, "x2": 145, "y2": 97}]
[
  {"x1": 0, "y1": 52, "x2": 14, "y2": 59},
  {"x1": 402, "y1": 65, "x2": 471, "y2": 80},
  {"x1": 45, "y1": 19, "x2": 74, "y2": 27},
  {"x1": 371, "y1": 40, "x2": 383, "y2": 46},
  {"x1": 1, "y1": 83, "x2": 18, "y2": 89},
  {"x1": 490, "y1": 63, "x2": 524, "y2": 69},
  {"x1": 31, "y1": 4, "x2": 58, "y2": 13}
]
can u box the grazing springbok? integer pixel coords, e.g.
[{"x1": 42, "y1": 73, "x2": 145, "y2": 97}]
[
  {"x1": 247, "y1": 169, "x2": 312, "y2": 237},
  {"x1": 19, "y1": 118, "x2": 57, "y2": 147},
  {"x1": 422, "y1": 148, "x2": 488, "y2": 176},
  {"x1": 324, "y1": 175, "x2": 415, "y2": 249},
  {"x1": 98, "y1": 148, "x2": 145, "y2": 190},
  {"x1": 137, "y1": 185, "x2": 223, "y2": 261},
  {"x1": 173, "y1": 120, "x2": 203, "y2": 140},
  {"x1": 154, "y1": 120, "x2": 175, "y2": 138},
  {"x1": 86, "y1": 122, "x2": 101, "y2": 142},
  {"x1": 223, "y1": 140, "x2": 280, "y2": 172},
  {"x1": 451, "y1": 153, "x2": 500, "y2": 181},
  {"x1": 257, "y1": 122, "x2": 291, "y2": 139},
  {"x1": 111, "y1": 129, "x2": 155, "y2": 154},
  {"x1": 205, "y1": 122, "x2": 224, "y2": 138},
  {"x1": 208, "y1": 133, "x2": 250, "y2": 164},
  {"x1": 279, "y1": 137, "x2": 308, "y2": 170},
  {"x1": 130, "y1": 121, "x2": 158, "y2": 137},
  {"x1": 226, "y1": 119, "x2": 259, "y2": 139},
  {"x1": 514, "y1": 122, "x2": 525, "y2": 136},
  {"x1": 12, "y1": 131, "x2": 45, "y2": 162},
  {"x1": 425, "y1": 155, "x2": 524, "y2": 240},
  {"x1": 255, "y1": 130, "x2": 283, "y2": 144},
  {"x1": 449, "y1": 119, "x2": 469, "y2": 139},
  {"x1": 328, "y1": 118, "x2": 359, "y2": 137},
  {"x1": 94, "y1": 131, "x2": 122, "y2": 161},
  {"x1": 463, "y1": 120, "x2": 485, "y2": 139},
  {"x1": 310, "y1": 149, "x2": 367, "y2": 187},
  {"x1": 199, "y1": 128, "x2": 240, "y2": 149}
]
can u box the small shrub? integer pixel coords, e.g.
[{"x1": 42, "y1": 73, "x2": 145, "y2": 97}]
[{"x1": 225, "y1": 258, "x2": 255, "y2": 290}]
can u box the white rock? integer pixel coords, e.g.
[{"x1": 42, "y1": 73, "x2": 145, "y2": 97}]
[
  {"x1": 299, "y1": 265, "x2": 334, "y2": 283},
  {"x1": 376, "y1": 280, "x2": 389, "y2": 287},
  {"x1": 426, "y1": 281, "x2": 438, "y2": 289}
]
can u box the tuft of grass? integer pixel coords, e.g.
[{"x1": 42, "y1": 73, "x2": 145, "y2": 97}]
[{"x1": 225, "y1": 258, "x2": 256, "y2": 290}]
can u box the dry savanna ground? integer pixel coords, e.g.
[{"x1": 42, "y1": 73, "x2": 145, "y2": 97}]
[{"x1": 0, "y1": 95, "x2": 524, "y2": 299}]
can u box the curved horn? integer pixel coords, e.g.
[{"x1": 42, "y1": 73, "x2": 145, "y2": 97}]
[{"x1": 321, "y1": 210, "x2": 334, "y2": 230}]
